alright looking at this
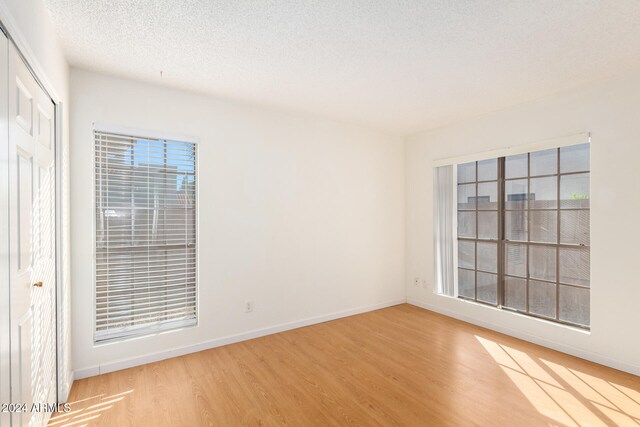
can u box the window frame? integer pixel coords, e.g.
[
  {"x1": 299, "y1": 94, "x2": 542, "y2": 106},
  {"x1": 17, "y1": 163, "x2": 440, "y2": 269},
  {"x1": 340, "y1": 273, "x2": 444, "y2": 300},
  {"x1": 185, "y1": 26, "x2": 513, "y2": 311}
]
[
  {"x1": 92, "y1": 124, "x2": 199, "y2": 343},
  {"x1": 456, "y1": 159, "x2": 501, "y2": 305},
  {"x1": 455, "y1": 143, "x2": 590, "y2": 330}
]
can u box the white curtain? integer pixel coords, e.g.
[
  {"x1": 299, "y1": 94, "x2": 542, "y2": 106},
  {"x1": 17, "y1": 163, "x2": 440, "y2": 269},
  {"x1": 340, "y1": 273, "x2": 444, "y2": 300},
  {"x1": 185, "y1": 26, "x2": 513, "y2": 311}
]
[{"x1": 434, "y1": 165, "x2": 455, "y2": 296}]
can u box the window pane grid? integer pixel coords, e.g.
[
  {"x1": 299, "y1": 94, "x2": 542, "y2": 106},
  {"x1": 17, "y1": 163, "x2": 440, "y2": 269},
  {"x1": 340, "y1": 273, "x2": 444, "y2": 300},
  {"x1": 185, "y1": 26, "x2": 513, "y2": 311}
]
[
  {"x1": 457, "y1": 144, "x2": 590, "y2": 328},
  {"x1": 456, "y1": 160, "x2": 499, "y2": 304}
]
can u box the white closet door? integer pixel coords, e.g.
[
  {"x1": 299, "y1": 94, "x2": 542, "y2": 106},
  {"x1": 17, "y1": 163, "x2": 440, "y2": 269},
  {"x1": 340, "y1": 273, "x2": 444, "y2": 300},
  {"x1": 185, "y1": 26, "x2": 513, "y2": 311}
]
[
  {"x1": 0, "y1": 30, "x2": 10, "y2": 427},
  {"x1": 8, "y1": 40, "x2": 57, "y2": 427}
]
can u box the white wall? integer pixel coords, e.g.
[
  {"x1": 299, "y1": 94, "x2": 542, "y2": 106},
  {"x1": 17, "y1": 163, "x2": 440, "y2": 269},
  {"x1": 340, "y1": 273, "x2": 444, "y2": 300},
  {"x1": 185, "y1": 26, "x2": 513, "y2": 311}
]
[
  {"x1": 406, "y1": 73, "x2": 640, "y2": 375},
  {"x1": 0, "y1": 0, "x2": 73, "y2": 400},
  {"x1": 70, "y1": 69, "x2": 406, "y2": 376}
]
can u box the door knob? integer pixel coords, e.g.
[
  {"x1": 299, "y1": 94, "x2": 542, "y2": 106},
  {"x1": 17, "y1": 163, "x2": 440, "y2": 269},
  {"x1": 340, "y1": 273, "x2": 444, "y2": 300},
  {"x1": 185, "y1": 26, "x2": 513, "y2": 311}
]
[{"x1": 33, "y1": 281, "x2": 43, "y2": 288}]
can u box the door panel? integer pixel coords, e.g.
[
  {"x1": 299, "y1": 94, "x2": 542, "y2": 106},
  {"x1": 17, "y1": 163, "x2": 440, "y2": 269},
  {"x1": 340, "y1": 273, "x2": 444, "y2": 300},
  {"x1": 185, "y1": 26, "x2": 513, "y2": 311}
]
[
  {"x1": 16, "y1": 309, "x2": 32, "y2": 427},
  {"x1": 38, "y1": 166, "x2": 52, "y2": 260},
  {"x1": 8, "y1": 40, "x2": 57, "y2": 427},
  {"x1": 17, "y1": 151, "x2": 33, "y2": 272},
  {"x1": 37, "y1": 108, "x2": 52, "y2": 150},
  {"x1": 15, "y1": 79, "x2": 33, "y2": 136}
]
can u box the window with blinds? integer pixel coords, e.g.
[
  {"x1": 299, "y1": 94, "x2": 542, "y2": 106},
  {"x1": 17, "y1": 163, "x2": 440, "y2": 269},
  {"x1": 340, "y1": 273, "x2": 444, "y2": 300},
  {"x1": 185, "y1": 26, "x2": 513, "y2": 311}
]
[{"x1": 94, "y1": 130, "x2": 197, "y2": 342}]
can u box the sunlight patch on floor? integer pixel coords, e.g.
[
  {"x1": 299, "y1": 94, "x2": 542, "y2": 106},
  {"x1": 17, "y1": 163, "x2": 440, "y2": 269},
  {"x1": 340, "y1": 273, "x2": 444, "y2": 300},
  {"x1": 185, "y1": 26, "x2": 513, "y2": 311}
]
[
  {"x1": 475, "y1": 335, "x2": 640, "y2": 427},
  {"x1": 567, "y1": 368, "x2": 640, "y2": 420},
  {"x1": 48, "y1": 389, "x2": 134, "y2": 427}
]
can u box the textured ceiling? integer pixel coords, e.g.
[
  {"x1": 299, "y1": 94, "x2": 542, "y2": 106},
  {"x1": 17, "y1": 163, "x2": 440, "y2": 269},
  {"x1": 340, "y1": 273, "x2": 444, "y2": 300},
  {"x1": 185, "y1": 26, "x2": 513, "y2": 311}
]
[{"x1": 45, "y1": 0, "x2": 640, "y2": 134}]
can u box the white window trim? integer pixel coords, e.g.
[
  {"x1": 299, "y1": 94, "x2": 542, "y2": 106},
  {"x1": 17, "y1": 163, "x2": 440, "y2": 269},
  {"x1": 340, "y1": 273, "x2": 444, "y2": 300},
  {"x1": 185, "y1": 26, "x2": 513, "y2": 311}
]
[
  {"x1": 433, "y1": 132, "x2": 591, "y2": 329},
  {"x1": 433, "y1": 132, "x2": 590, "y2": 168},
  {"x1": 92, "y1": 123, "x2": 200, "y2": 344}
]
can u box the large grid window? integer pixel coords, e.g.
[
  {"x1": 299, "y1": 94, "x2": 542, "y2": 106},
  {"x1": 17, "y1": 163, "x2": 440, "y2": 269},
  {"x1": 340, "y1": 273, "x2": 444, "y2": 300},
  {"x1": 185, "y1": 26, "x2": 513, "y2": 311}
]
[
  {"x1": 457, "y1": 143, "x2": 590, "y2": 328},
  {"x1": 95, "y1": 130, "x2": 197, "y2": 342}
]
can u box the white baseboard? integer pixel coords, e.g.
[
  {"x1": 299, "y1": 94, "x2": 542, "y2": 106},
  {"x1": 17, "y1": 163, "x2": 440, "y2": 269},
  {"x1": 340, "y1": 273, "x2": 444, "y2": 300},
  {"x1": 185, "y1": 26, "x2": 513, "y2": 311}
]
[
  {"x1": 407, "y1": 298, "x2": 640, "y2": 376},
  {"x1": 74, "y1": 299, "x2": 406, "y2": 380}
]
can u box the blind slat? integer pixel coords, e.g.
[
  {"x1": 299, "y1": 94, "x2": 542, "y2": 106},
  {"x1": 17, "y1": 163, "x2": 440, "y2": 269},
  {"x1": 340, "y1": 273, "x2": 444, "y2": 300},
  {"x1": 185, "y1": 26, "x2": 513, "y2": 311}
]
[
  {"x1": 96, "y1": 296, "x2": 198, "y2": 316},
  {"x1": 96, "y1": 265, "x2": 196, "y2": 276},
  {"x1": 96, "y1": 305, "x2": 197, "y2": 324},
  {"x1": 96, "y1": 263, "x2": 196, "y2": 273},
  {"x1": 97, "y1": 288, "x2": 197, "y2": 301},
  {"x1": 96, "y1": 276, "x2": 196, "y2": 288},
  {"x1": 95, "y1": 317, "x2": 196, "y2": 337}
]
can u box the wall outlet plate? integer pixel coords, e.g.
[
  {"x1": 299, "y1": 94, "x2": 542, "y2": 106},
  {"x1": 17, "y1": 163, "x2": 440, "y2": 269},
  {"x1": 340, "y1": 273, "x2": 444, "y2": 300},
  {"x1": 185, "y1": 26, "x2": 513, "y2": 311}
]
[{"x1": 245, "y1": 300, "x2": 254, "y2": 313}]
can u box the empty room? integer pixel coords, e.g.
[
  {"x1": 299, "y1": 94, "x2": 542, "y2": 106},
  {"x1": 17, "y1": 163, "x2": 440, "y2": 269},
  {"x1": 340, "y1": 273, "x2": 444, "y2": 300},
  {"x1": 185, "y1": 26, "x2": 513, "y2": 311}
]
[{"x1": 1, "y1": 0, "x2": 639, "y2": 426}]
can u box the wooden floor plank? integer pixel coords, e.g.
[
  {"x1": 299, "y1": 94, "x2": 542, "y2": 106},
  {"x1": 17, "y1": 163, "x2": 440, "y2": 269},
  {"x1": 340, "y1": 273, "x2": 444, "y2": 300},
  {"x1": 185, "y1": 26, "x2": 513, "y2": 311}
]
[{"x1": 50, "y1": 305, "x2": 640, "y2": 426}]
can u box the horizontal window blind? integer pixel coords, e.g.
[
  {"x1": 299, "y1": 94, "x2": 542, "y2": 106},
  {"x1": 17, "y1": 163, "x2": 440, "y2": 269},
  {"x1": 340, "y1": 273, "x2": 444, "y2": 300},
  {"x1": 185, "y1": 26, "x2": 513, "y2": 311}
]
[{"x1": 94, "y1": 130, "x2": 197, "y2": 342}]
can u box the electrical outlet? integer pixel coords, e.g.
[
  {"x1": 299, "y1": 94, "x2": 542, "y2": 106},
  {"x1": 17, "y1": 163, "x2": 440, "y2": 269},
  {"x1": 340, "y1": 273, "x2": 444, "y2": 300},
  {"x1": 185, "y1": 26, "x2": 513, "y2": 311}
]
[
  {"x1": 245, "y1": 300, "x2": 253, "y2": 313},
  {"x1": 414, "y1": 277, "x2": 420, "y2": 287}
]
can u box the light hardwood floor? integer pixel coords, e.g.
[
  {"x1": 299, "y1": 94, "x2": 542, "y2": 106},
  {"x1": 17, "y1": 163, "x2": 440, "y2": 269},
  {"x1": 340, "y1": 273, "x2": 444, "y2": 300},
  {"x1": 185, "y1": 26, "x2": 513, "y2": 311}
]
[{"x1": 50, "y1": 304, "x2": 640, "y2": 426}]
